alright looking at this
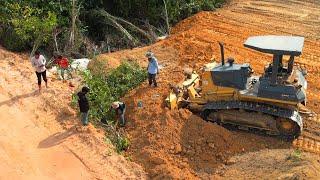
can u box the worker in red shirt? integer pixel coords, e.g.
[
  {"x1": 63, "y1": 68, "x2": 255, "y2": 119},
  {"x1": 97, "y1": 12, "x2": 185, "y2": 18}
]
[{"x1": 56, "y1": 55, "x2": 72, "y2": 81}]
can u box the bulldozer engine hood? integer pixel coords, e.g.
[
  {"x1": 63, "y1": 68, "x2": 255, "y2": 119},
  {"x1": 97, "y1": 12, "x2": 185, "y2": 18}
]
[{"x1": 211, "y1": 63, "x2": 251, "y2": 90}]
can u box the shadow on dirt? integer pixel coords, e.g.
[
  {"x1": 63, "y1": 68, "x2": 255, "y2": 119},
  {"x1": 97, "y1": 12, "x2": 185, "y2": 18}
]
[
  {"x1": 38, "y1": 126, "x2": 77, "y2": 148},
  {"x1": 0, "y1": 90, "x2": 39, "y2": 107}
]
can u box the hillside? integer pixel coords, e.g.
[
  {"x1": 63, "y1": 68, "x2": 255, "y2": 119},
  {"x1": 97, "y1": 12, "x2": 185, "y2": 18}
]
[{"x1": 97, "y1": 0, "x2": 320, "y2": 179}]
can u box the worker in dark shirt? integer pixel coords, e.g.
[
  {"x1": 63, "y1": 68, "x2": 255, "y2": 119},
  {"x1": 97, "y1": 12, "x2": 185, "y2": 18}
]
[
  {"x1": 77, "y1": 86, "x2": 90, "y2": 126},
  {"x1": 110, "y1": 101, "x2": 126, "y2": 127}
]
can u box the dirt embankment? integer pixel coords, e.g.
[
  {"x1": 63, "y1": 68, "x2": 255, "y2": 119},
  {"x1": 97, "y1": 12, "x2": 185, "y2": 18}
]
[
  {"x1": 98, "y1": 0, "x2": 320, "y2": 179},
  {"x1": 0, "y1": 48, "x2": 146, "y2": 179}
]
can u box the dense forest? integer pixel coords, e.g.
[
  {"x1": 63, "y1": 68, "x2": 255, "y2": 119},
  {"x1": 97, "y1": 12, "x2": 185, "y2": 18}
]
[{"x1": 0, "y1": 0, "x2": 224, "y2": 57}]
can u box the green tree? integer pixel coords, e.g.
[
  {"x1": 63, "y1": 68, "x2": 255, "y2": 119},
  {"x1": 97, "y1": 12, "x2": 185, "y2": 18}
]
[
  {"x1": 0, "y1": 0, "x2": 70, "y2": 53},
  {"x1": 9, "y1": 4, "x2": 57, "y2": 55}
]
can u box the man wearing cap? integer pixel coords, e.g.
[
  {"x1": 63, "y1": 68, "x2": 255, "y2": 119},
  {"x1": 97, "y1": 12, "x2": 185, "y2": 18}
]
[
  {"x1": 110, "y1": 101, "x2": 126, "y2": 127},
  {"x1": 146, "y1": 51, "x2": 159, "y2": 87}
]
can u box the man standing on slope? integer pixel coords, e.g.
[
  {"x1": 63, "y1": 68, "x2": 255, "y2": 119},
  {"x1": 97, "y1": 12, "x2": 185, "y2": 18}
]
[
  {"x1": 56, "y1": 55, "x2": 72, "y2": 81},
  {"x1": 31, "y1": 51, "x2": 48, "y2": 92},
  {"x1": 146, "y1": 51, "x2": 159, "y2": 87},
  {"x1": 77, "y1": 86, "x2": 90, "y2": 126}
]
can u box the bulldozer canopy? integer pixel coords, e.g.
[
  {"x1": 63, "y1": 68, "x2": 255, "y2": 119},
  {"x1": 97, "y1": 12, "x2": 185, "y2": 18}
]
[{"x1": 244, "y1": 35, "x2": 304, "y2": 56}]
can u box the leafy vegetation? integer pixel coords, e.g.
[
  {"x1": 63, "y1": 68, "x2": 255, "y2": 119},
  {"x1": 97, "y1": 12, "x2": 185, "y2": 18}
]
[
  {"x1": 103, "y1": 123, "x2": 130, "y2": 153},
  {"x1": 0, "y1": 0, "x2": 224, "y2": 54},
  {"x1": 81, "y1": 60, "x2": 147, "y2": 122},
  {"x1": 0, "y1": 0, "x2": 68, "y2": 52},
  {"x1": 287, "y1": 149, "x2": 302, "y2": 162},
  {"x1": 71, "y1": 60, "x2": 146, "y2": 152}
]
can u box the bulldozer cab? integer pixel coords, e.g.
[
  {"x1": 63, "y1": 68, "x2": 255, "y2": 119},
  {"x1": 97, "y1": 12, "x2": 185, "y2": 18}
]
[{"x1": 244, "y1": 36, "x2": 305, "y2": 85}]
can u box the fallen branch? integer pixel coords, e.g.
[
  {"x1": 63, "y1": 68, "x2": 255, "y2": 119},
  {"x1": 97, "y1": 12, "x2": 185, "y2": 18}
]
[
  {"x1": 96, "y1": 9, "x2": 139, "y2": 46},
  {"x1": 112, "y1": 16, "x2": 155, "y2": 42}
]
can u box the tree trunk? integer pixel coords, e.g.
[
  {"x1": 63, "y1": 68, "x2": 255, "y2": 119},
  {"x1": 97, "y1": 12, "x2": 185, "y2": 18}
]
[
  {"x1": 113, "y1": 16, "x2": 154, "y2": 42},
  {"x1": 69, "y1": 0, "x2": 77, "y2": 50},
  {"x1": 30, "y1": 36, "x2": 43, "y2": 58},
  {"x1": 163, "y1": 0, "x2": 170, "y2": 35},
  {"x1": 53, "y1": 28, "x2": 62, "y2": 53}
]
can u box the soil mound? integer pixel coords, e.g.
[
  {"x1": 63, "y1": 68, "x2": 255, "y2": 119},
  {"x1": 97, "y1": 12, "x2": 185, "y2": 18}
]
[{"x1": 123, "y1": 83, "x2": 289, "y2": 178}]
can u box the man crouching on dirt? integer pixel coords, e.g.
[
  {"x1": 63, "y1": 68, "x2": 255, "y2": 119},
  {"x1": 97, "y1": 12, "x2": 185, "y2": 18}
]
[
  {"x1": 77, "y1": 86, "x2": 90, "y2": 126},
  {"x1": 146, "y1": 51, "x2": 159, "y2": 87},
  {"x1": 110, "y1": 101, "x2": 126, "y2": 127}
]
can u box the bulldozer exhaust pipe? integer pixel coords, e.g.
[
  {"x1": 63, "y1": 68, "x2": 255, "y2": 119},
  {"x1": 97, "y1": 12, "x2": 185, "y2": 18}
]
[{"x1": 218, "y1": 42, "x2": 225, "y2": 66}]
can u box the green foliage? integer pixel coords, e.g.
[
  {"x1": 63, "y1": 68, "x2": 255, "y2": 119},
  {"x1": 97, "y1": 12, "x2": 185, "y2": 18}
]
[
  {"x1": 167, "y1": 0, "x2": 224, "y2": 24},
  {"x1": 81, "y1": 60, "x2": 147, "y2": 123},
  {"x1": 116, "y1": 136, "x2": 130, "y2": 153},
  {"x1": 0, "y1": 0, "x2": 225, "y2": 52},
  {"x1": 0, "y1": 28, "x2": 29, "y2": 51},
  {"x1": 82, "y1": 0, "x2": 224, "y2": 26},
  {"x1": 1, "y1": 1, "x2": 70, "y2": 27},
  {"x1": 0, "y1": 1, "x2": 60, "y2": 52},
  {"x1": 75, "y1": 60, "x2": 146, "y2": 152},
  {"x1": 11, "y1": 9, "x2": 57, "y2": 43},
  {"x1": 81, "y1": 0, "x2": 225, "y2": 43},
  {"x1": 102, "y1": 124, "x2": 130, "y2": 153},
  {"x1": 0, "y1": 0, "x2": 71, "y2": 52},
  {"x1": 287, "y1": 149, "x2": 302, "y2": 162}
]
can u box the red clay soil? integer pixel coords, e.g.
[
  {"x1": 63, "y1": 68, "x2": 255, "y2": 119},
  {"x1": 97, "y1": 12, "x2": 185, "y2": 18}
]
[
  {"x1": 124, "y1": 89, "x2": 289, "y2": 178},
  {"x1": 97, "y1": 0, "x2": 320, "y2": 179},
  {"x1": 212, "y1": 149, "x2": 320, "y2": 179}
]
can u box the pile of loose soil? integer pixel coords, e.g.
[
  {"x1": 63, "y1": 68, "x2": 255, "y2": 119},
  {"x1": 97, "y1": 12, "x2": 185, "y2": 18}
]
[{"x1": 123, "y1": 83, "x2": 289, "y2": 178}]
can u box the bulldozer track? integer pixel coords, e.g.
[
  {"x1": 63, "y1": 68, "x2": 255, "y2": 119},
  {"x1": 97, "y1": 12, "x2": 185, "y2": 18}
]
[
  {"x1": 293, "y1": 132, "x2": 320, "y2": 154},
  {"x1": 202, "y1": 101, "x2": 303, "y2": 136},
  {"x1": 293, "y1": 113, "x2": 320, "y2": 154},
  {"x1": 202, "y1": 101, "x2": 320, "y2": 154}
]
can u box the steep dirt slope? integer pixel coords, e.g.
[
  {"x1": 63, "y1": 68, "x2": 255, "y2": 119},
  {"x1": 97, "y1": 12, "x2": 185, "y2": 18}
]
[
  {"x1": 0, "y1": 48, "x2": 146, "y2": 179},
  {"x1": 98, "y1": 0, "x2": 320, "y2": 179}
]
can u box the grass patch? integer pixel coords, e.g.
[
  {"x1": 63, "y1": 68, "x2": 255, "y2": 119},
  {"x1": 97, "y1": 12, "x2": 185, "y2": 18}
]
[{"x1": 287, "y1": 149, "x2": 302, "y2": 162}]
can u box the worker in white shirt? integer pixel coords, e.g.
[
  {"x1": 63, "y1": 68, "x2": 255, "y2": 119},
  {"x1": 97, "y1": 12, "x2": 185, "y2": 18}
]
[{"x1": 31, "y1": 51, "x2": 48, "y2": 92}]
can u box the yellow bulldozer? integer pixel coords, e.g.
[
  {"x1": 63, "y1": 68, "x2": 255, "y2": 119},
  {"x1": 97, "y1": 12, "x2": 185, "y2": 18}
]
[{"x1": 166, "y1": 36, "x2": 307, "y2": 138}]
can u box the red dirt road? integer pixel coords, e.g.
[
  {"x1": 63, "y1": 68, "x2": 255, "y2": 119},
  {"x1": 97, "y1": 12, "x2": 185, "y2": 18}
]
[{"x1": 0, "y1": 95, "x2": 92, "y2": 179}]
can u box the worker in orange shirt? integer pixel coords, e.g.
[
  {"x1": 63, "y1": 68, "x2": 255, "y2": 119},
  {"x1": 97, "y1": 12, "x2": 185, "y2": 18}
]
[{"x1": 56, "y1": 55, "x2": 72, "y2": 81}]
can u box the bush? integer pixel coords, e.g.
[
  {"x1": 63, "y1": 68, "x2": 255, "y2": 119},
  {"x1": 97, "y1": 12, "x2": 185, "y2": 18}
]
[
  {"x1": 81, "y1": 60, "x2": 147, "y2": 123},
  {"x1": 116, "y1": 136, "x2": 130, "y2": 153},
  {"x1": 167, "y1": 0, "x2": 225, "y2": 24},
  {"x1": 80, "y1": 0, "x2": 225, "y2": 46},
  {"x1": 286, "y1": 149, "x2": 302, "y2": 162},
  {"x1": 0, "y1": 27, "x2": 29, "y2": 51},
  {"x1": 74, "y1": 60, "x2": 146, "y2": 152}
]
